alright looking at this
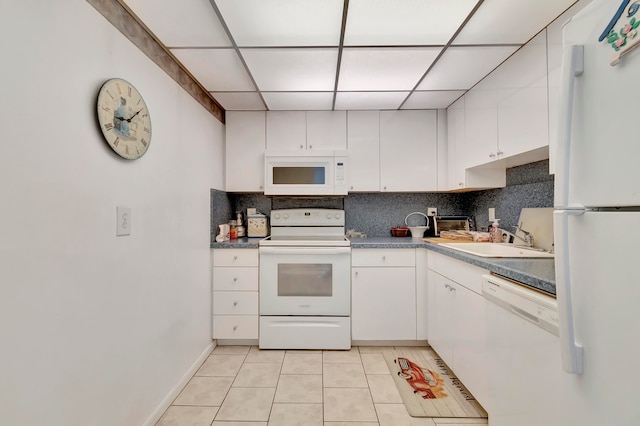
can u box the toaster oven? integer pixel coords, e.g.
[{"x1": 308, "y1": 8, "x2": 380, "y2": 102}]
[{"x1": 429, "y1": 216, "x2": 472, "y2": 237}]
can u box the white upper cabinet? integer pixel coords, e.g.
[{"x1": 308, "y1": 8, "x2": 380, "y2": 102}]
[
  {"x1": 347, "y1": 111, "x2": 380, "y2": 192},
  {"x1": 266, "y1": 111, "x2": 347, "y2": 151},
  {"x1": 306, "y1": 111, "x2": 347, "y2": 150},
  {"x1": 447, "y1": 96, "x2": 467, "y2": 189},
  {"x1": 461, "y1": 30, "x2": 549, "y2": 171},
  {"x1": 495, "y1": 30, "x2": 549, "y2": 160},
  {"x1": 225, "y1": 111, "x2": 265, "y2": 192},
  {"x1": 266, "y1": 111, "x2": 307, "y2": 150},
  {"x1": 379, "y1": 110, "x2": 438, "y2": 192}
]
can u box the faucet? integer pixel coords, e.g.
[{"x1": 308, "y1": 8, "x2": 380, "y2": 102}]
[{"x1": 498, "y1": 224, "x2": 534, "y2": 248}]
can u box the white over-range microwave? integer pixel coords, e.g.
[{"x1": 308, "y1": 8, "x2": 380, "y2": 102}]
[{"x1": 264, "y1": 150, "x2": 348, "y2": 196}]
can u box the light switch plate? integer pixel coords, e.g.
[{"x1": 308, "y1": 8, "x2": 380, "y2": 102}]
[{"x1": 116, "y1": 206, "x2": 131, "y2": 236}]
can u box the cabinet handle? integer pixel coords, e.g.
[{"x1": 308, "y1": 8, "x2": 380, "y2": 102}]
[
  {"x1": 497, "y1": 150, "x2": 503, "y2": 156},
  {"x1": 233, "y1": 255, "x2": 238, "y2": 261},
  {"x1": 489, "y1": 153, "x2": 496, "y2": 158},
  {"x1": 444, "y1": 283, "x2": 450, "y2": 289},
  {"x1": 309, "y1": 145, "x2": 312, "y2": 149},
  {"x1": 382, "y1": 256, "x2": 386, "y2": 261},
  {"x1": 233, "y1": 301, "x2": 238, "y2": 306},
  {"x1": 355, "y1": 271, "x2": 358, "y2": 277},
  {"x1": 383, "y1": 186, "x2": 387, "y2": 190},
  {"x1": 300, "y1": 144, "x2": 304, "y2": 149},
  {"x1": 233, "y1": 277, "x2": 238, "y2": 282},
  {"x1": 350, "y1": 186, "x2": 354, "y2": 190},
  {"x1": 458, "y1": 182, "x2": 464, "y2": 187},
  {"x1": 233, "y1": 326, "x2": 237, "y2": 331},
  {"x1": 260, "y1": 185, "x2": 263, "y2": 190}
]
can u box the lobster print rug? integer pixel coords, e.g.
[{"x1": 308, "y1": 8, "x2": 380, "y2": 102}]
[{"x1": 383, "y1": 347, "x2": 487, "y2": 418}]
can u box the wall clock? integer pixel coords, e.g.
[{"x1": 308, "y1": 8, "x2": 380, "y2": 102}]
[{"x1": 96, "y1": 78, "x2": 152, "y2": 160}]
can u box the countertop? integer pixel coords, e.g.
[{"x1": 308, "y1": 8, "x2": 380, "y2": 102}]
[{"x1": 211, "y1": 236, "x2": 556, "y2": 295}]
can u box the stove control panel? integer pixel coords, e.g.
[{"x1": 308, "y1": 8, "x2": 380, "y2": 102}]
[{"x1": 270, "y1": 209, "x2": 345, "y2": 227}]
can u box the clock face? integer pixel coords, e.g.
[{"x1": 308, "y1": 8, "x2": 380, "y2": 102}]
[{"x1": 96, "y1": 78, "x2": 151, "y2": 160}]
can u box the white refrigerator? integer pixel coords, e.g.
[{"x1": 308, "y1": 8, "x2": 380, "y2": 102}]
[{"x1": 554, "y1": 0, "x2": 640, "y2": 424}]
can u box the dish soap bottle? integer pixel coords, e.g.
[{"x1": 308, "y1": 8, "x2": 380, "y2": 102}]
[{"x1": 489, "y1": 219, "x2": 502, "y2": 243}]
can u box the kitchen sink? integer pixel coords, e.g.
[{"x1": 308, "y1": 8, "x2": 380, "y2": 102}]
[{"x1": 439, "y1": 242, "x2": 554, "y2": 258}]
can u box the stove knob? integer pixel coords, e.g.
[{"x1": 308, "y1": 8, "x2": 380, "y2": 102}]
[
  {"x1": 326, "y1": 213, "x2": 332, "y2": 219},
  {"x1": 274, "y1": 213, "x2": 281, "y2": 220},
  {"x1": 334, "y1": 213, "x2": 341, "y2": 220},
  {"x1": 283, "y1": 213, "x2": 289, "y2": 220}
]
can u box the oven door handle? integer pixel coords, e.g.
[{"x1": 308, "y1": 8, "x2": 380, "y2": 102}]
[{"x1": 259, "y1": 247, "x2": 351, "y2": 256}]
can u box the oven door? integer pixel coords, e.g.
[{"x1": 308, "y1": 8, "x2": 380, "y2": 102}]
[{"x1": 259, "y1": 246, "x2": 350, "y2": 316}]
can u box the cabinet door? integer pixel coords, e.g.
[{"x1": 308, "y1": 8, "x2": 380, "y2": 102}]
[
  {"x1": 496, "y1": 31, "x2": 548, "y2": 159},
  {"x1": 225, "y1": 111, "x2": 265, "y2": 192},
  {"x1": 352, "y1": 267, "x2": 416, "y2": 340},
  {"x1": 266, "y1": 111, "x2": 307, "y2": 151},
  {"x1": 463, "y1": 82, "x2": 499, "y2": 168},
  {"x1": 450, "y1": 283, "x2": 488, "y2": 404},
  {"x1": 306, "y1": 111, "x2": 347, "y2": 150},
  {"x1": 427, "y1": 271, "x2": 456, "y2": 365},
  {"x1": 347, "y1": 111, "x2": 380, "y2": 192},
  {"x1": 416, "y1": 248, "x2": 429, "y2": 340},
  {"x1": 447, "y1": 97, "x2": 466, "y2": 190},
  {"x1": 379, "y1": 110, "x2": 438, "y2": 192}
]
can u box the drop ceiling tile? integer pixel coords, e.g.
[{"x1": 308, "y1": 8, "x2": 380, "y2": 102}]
[
  {"x1": 211, "y1": 92, "x2": 266, "y2": 110},
  {"x1": 262, "y1": 92, "x2": 334, "y2": 110},
  {"x1": 454, "y1": 0, "x2": 577, "y2": 44},
  {"x1": 241, "y1": 48, "x2": 338, "y2": 91},
  {"x1": 401, "y1": 91, "x2": 465, "y2": 109},
  {"x1": 334, "y1": 92, "x2": 409, "y2": 110},
  {"x1": 345, "y1": 0, "x2": 479, "y2": 46},
  {"x1": 417, "y1": 46, "x2": 519, "y2": 90},
  {"x1": 122, "y1": 0, "x2": 231, "y2": 47},
  {"x1": 171, "y1": 48, "x2": 255, "y2": 91},
  {"x1": 339, "y1": 47, "x2": 442, "y2": 91},
  {"x1": 215, "y1": 0, "x2": 344, "y2": 46}
]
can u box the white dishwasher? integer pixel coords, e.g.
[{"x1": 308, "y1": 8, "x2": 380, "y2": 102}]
[{"x1": 481, "y1": 274, "x2": 563, "y2": 426}]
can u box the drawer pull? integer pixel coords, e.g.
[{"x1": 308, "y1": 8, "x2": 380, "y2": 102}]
[
  {"x1": 233, "y1": 255, "x2": 238, "y2": 261},
  {"x1": 233, "y1": 301, "x2": 238, "y2": 307},
  {"x1": 233, "y1": 326, "x2": 237, "y2": 331},
  {"x1": 233, "y1": 277, "x2": 238, "y2": 282},
  {"x1": 382, "y1": 256, "x2": 386, "y2": 261}
]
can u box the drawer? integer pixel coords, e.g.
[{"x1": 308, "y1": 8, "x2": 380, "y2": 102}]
[
  {"x1": 213, "y1": 267, "x2": 258, "y2": 291},
  {"x1": 351, "y1": 248, "x2": 415, "y2": 267},
  {"x1": 430, "y1": 252, "x2": 487, "y2": 295},
  {"x1": 213, "y1": 291, "x2": 258, "y2": 315},
  {"x1": 213, "y1": 315, "x2": 258, "y2": 339},
  {"x1": 213, "y1": 249, "x2": 258, "y2": 267}
]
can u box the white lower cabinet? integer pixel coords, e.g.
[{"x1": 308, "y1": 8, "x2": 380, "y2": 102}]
[
  {"x1": 212, "y1": 249, "x2": 259, "y2": 340},
  {"x1": 351, "y1": 248, "x2": 418, "y2": 341},
  {"x1": 427, "y1": 253, "x2": 489, "y2": 405}
]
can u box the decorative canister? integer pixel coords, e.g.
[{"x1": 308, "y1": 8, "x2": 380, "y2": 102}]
[{"x1": 247, "y1": 213, "x2": 268, "y2": 238}]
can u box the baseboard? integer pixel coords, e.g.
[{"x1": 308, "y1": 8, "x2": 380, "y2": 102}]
[
  {"x1": 142, "y1": 340, "x2": 215, "y2": 426},
  {"x1": 351, "y1": 340, "x2": 429, "y2": 347}
]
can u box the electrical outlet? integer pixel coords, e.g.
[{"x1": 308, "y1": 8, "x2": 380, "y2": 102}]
[
  {"x1": 427, "y1": 207, "x2": 437, "y2": 216},
  {"x1": 117, "y1": 206, "x2": 131, "y2": 236},
  {"x1": 488, "y1": 208, "x2": 496, "y2": 222}
]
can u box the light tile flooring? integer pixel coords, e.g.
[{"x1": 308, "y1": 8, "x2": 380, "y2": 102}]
[{"x1": 156, "y1": 345, "x2": 488, "y2": 426}]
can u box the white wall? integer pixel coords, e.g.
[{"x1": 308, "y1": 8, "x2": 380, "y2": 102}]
[{"x1": 0, "y1": 2, "x2": 224, "y2": 425}]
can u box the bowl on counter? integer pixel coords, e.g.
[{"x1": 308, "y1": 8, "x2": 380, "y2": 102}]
[
  {"x1": 408, "y1": 226, "x2": 429, "y2": 239},
  {"x1": 391, "y1": 227, "x2": 409, "y2": 237}
]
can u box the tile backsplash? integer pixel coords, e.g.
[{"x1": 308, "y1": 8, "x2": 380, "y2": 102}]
[{"x1": 212, "y1": 160, "x2": 554, "y2": 242}]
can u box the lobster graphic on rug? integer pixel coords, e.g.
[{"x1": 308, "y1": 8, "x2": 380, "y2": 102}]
[{"x1": 395, "y1": 357, "x2": 448, "y2": 399}]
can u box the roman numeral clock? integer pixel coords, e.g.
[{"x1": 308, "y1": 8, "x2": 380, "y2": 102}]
[{"x1": 96, "y1": 78, "x2": 151, "y2": 160}]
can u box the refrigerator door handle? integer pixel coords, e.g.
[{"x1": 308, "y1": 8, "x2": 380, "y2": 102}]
[
  {"x1": 555, "y1": 45, "x2": 584, "y2": 208},
  {"x1": 554, "y1": 209, "x2": 584, "y2": 374}
]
